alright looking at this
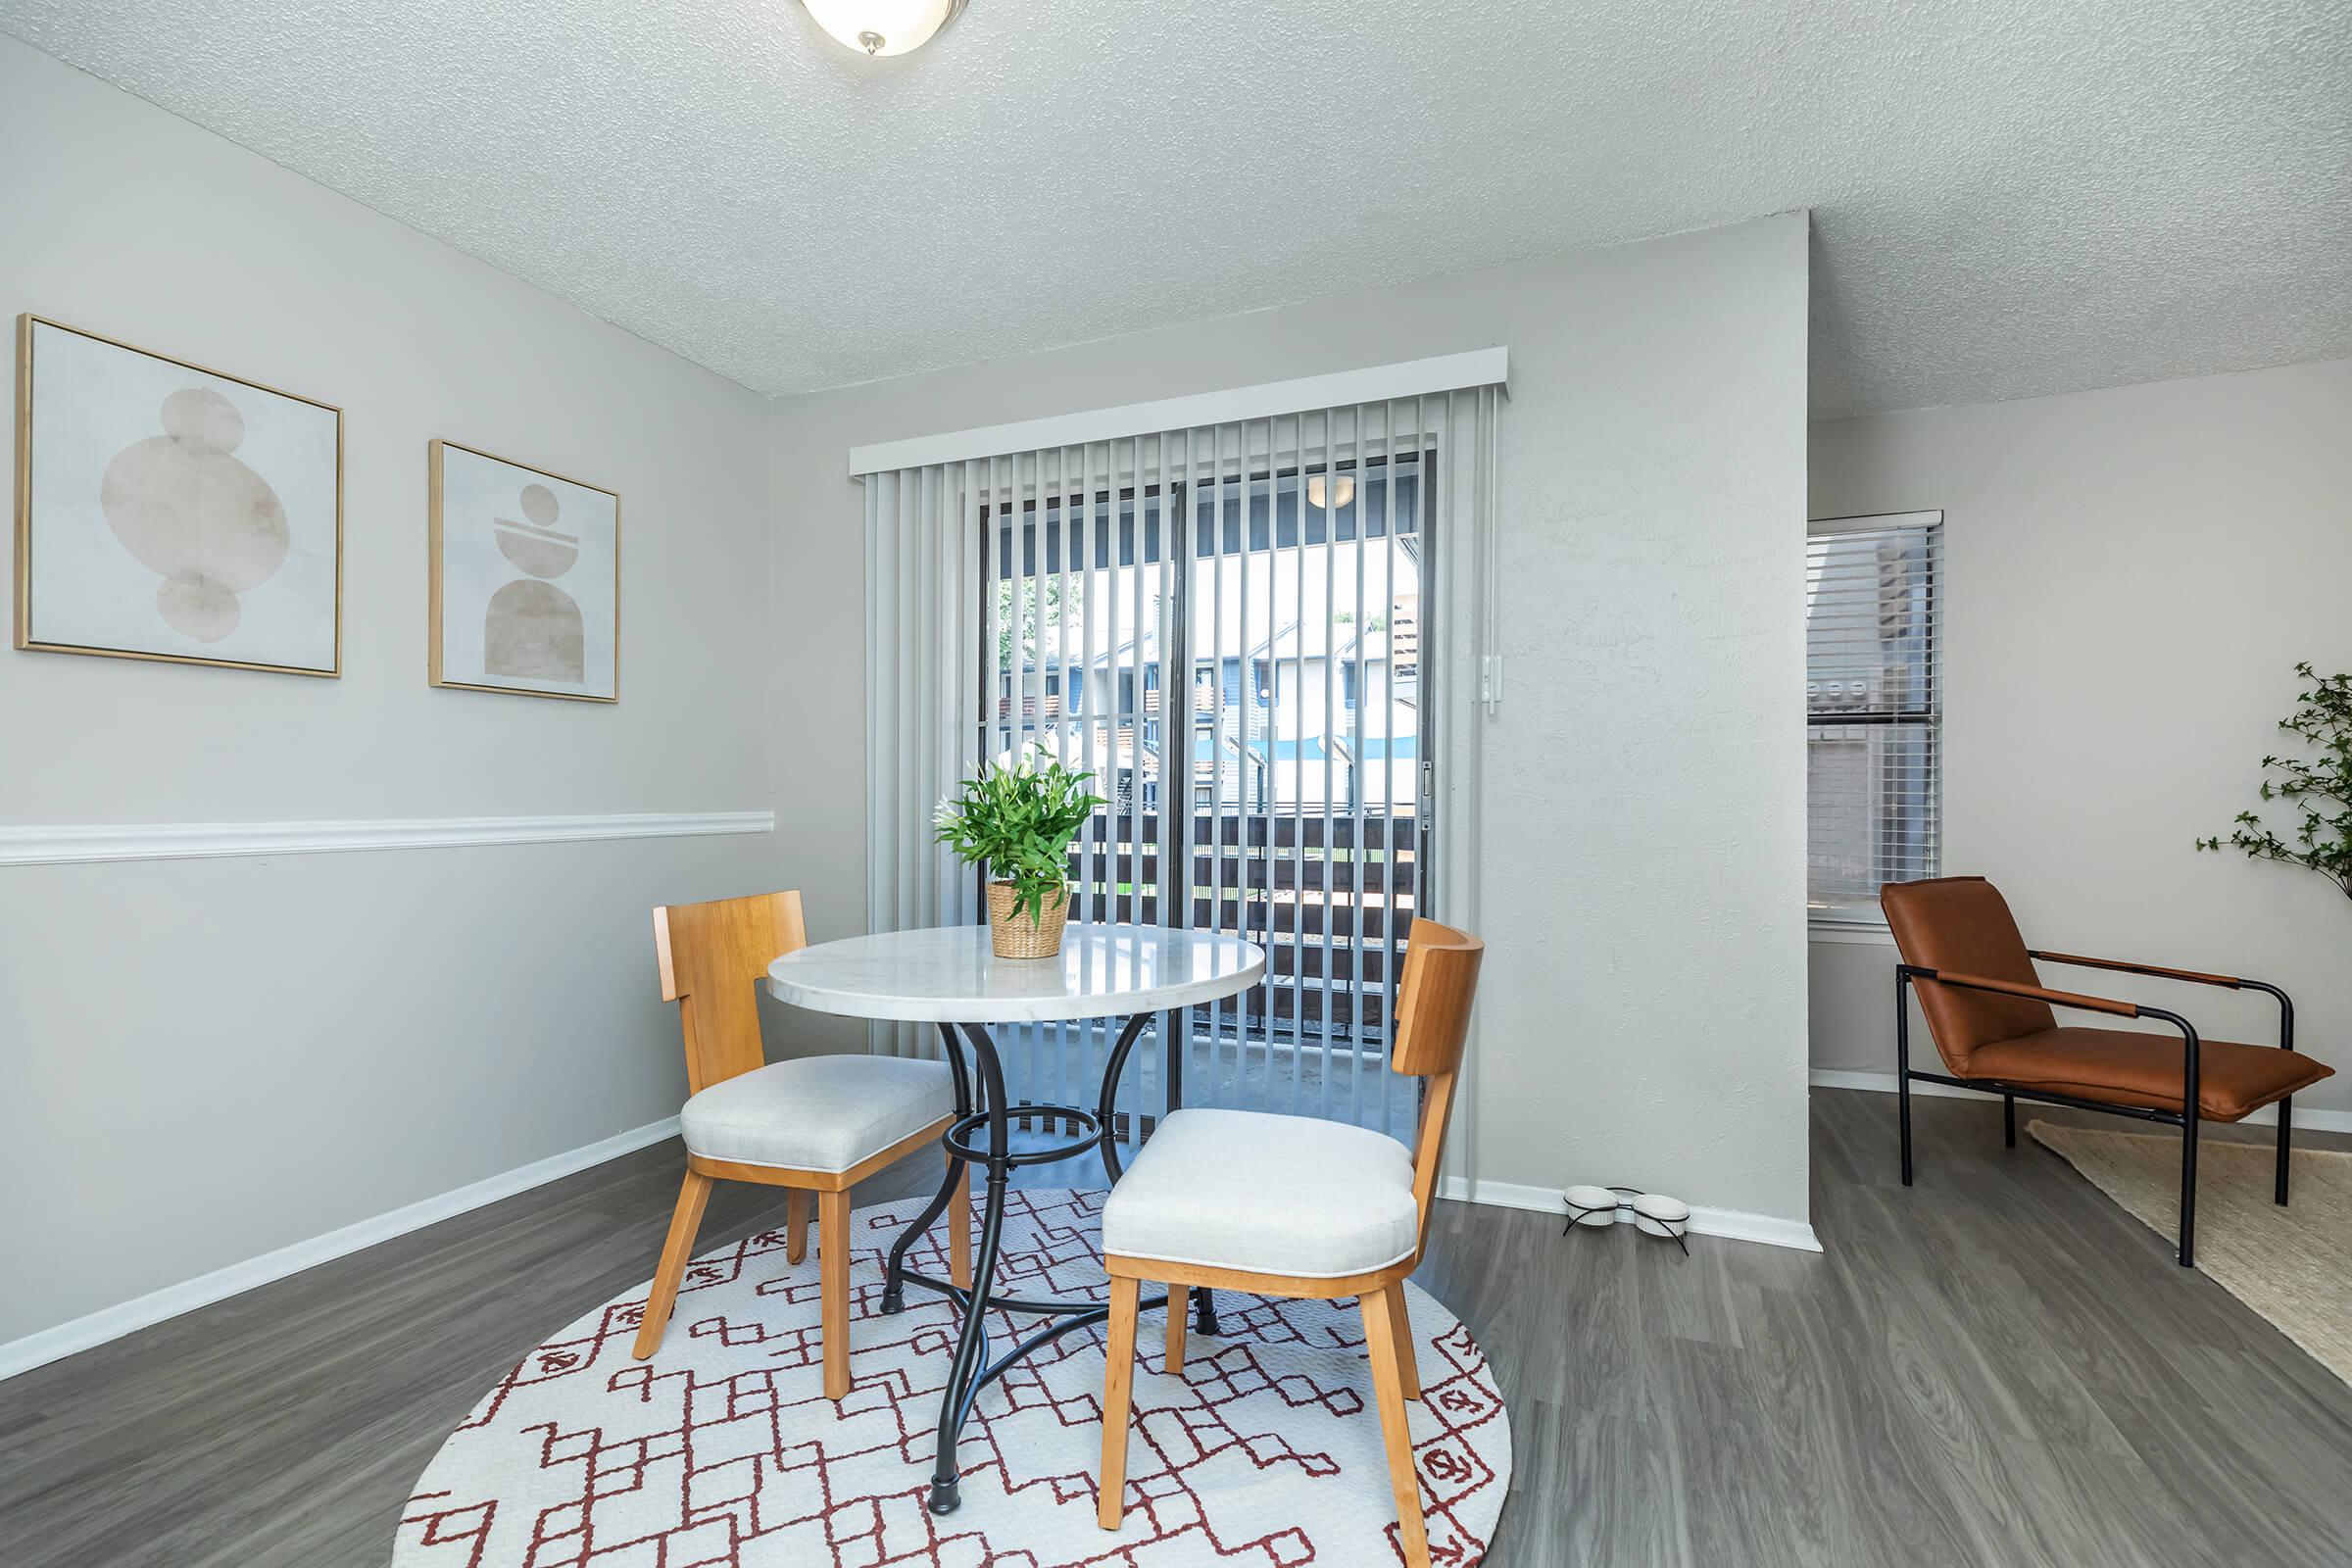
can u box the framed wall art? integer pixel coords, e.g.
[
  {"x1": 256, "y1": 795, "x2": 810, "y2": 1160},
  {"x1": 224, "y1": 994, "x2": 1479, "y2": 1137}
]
[
  {"x1": 429, "y1": 440, "x2": 619, "y2": 702},
  {"x1": 14, "y1": 315, "x2": 343, "y2": 675}
]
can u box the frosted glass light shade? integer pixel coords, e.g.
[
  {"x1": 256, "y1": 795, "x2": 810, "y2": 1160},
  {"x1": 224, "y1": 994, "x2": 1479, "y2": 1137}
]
[
  {"x1": 801, "y1": 0, "x2": 967, "y2": 56},
  {"x1": 1306, "y1": 473, "x2": 1355, "y2": 510}
]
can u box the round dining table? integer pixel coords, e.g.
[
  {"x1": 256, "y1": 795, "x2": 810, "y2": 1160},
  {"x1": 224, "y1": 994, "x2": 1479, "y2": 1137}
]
[{"x1": 766, "y1": 921, "x2": 1265, "y2": 1515}]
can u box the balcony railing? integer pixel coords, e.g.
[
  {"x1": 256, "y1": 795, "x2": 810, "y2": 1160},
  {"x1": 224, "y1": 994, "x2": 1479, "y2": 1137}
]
[{"x1": 1066, "y1": 809, "x2": 1419, "y2": 1050}]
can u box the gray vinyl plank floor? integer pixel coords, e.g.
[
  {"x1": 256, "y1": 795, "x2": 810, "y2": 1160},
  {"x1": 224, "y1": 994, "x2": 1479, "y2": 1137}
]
[{"x1": 3, "y1": 1088, "x2": 2348, "y2": 1566}]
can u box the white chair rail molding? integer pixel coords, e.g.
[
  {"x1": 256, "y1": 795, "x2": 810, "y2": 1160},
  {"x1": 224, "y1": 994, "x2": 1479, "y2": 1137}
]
[{"x1": 0, "y1": 811, "x2": 775, "y2": 865}]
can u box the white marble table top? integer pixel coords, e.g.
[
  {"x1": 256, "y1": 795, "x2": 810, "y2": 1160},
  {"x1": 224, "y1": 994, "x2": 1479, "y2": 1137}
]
[{"x1": 766, "y1": 923, "x2": 1265, "y2": 1024}]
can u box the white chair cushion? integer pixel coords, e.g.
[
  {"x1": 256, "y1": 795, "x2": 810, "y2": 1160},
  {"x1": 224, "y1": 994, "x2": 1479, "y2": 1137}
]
[
  {"x1": 681, "y1": 1054, "x2": 954, "y2": 1175},
  {"x1": 1102, "y1": 1107, "x2": 1420, "y2": 1279}
]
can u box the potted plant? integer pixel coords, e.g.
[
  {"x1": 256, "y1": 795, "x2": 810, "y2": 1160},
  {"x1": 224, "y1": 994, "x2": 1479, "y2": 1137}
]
[
  {"x1": 2197, "y1": 662, "x2": 2352, "y2": 901},
  {"x1": 935, "y1": 753, "x2": 1107, "y2": 958}
]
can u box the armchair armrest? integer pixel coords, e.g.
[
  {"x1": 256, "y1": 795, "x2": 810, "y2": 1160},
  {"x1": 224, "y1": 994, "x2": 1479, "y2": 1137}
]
[
  {"x1": 2028, "y1": 951, "x2": 2295, "y2": 1051},
  {"x1": 1897, "y1": 963, "x2": 2141, "y2": 1017},
  {"x1": 2029, "y1": 951, "x2": 2243, "y2": 989}
]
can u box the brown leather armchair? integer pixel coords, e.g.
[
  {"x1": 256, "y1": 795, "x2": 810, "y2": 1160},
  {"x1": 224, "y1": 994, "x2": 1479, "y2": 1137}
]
[{"x1": 1880, "y1": 876, "x2": 2331, "y2": 1266}]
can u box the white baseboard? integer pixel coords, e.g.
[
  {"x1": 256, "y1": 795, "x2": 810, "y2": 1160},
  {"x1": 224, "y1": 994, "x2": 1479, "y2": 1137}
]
[
  {"x1": 0, "y1": 811, "x2": 773, "y2": 866},
  {"x1": 1439, "y1": 1177, "x2": 1824, "y2": 1253},
  {"x1": 1810, "y1": 1067, "x2": 2352, "y2": 1133},
  {"x1": 1683, "y1": 1205, "x2": 1826, "y2": 1252},
  {"x1": 0, "y1": 1115, "x2": 682, "y2": 1384},
  {"x1": 1810, "y1": 1067, "x2": 1984, "y2": 1102}
]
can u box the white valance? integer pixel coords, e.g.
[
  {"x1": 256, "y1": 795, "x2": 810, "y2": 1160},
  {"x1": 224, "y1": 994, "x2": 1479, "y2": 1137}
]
[{"x1": 848, "y1": 348, "x2": 1507, "y2": 477}]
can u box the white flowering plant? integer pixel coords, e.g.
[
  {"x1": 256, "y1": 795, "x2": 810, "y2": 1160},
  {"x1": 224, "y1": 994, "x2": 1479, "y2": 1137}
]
[{"x1": 934, "y1": 752, "x2": 1107, "y2": 923}]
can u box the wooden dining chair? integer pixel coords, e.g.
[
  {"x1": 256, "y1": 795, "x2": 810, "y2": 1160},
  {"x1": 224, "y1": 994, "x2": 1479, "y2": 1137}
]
[
  {"x1": 636, "y1": 890, "x2": 970, "y2": 1397},
  {"x1": 1095, "y1": 917, "x2": 1484, "y2": 1568}
]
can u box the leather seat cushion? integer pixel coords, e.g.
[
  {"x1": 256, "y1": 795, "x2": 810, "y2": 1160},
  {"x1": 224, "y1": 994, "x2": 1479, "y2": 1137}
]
[
  {"x1": 1102, "y1": 1107, "x2": 1420, "y2": 1279},
  {"x1": 1966, "y1": 1027, "x2": 2332, "y2": 1121},
  {"x1": 681, "y1": 1054, "x2": 953, "y2": 1174}
]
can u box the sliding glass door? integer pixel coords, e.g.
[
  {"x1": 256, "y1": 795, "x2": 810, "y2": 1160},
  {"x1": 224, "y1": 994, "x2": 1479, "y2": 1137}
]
[
  {"x1": 977, "y1": 421, "x2": 1432, "y2": 1140},
  {"x1": 981, "y1": 465, "x2": 1177, "y2": 1151},
  {"x1": 1177, "y1": 440, "x2": 1428, "y2": 1139}
]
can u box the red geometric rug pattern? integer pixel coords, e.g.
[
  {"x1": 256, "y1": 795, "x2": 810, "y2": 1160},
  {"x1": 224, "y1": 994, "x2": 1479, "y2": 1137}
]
[{"x1": 395, "y1": 1188, "x2": 1510, "y2": 1566}]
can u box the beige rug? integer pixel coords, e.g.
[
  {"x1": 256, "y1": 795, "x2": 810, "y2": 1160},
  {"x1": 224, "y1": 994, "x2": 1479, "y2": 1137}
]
[{"x1": 2029, "y1": 1119, "x2": 2352, "y2": 1385}]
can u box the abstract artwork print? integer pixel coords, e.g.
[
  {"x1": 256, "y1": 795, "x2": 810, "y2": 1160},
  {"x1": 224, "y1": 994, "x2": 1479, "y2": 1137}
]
[
  {"x1": 429, "y1": 441, "x2": 618, "y2": 702},
  {"x1": 14, "y1": 316, "x2": 342, "y2": 674}
]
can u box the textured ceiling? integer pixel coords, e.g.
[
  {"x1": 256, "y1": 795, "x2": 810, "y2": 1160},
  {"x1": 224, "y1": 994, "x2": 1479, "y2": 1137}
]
[{"x1": 4, "y1": 1, "x2": 2346, "y2": 414}]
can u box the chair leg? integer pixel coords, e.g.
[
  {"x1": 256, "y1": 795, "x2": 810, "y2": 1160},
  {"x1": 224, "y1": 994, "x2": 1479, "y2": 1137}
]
[
  {"x1": 820, "y1": 1188, "x2": 854, "y2": 1398},
  {"x1": 1359, "y1": 1284, "x2": 1431, "y2": 1568},
  {"x1": 1384, "y1": 1281, "x2": 1422, "y2": 1401},
  {"x1": 1898, "y1": 1072, "x2": 1915, "y2": 1186},
  {"x1": 2003, "y1": 1093, "x2": 2017, "y2": 1149},
  {"x1": 2178, "y1": 1111, "x2": 2199, "y2": 1269},
  {"x1": 633, "y1": 1170, "x2": 714, "y2": 1360},
  {"x1": 948, "y1": 1160, "x2": 972, "y2": 1290},
  {"x1": 784, "y1": 1188, "x2": 809, "y2": 1264},
  {"x1": 1165, "y1": 1283, "x2": 1190, "y2": 1373},
  {"x1": 1099, "y1": 1275, "x2": 1141, "y2": 1531},
  {"x1": 2277, "y1": 1096, "x2": 2294, "y2": 1206},
  {"x1": 1895, "y1": 974, "x2": 1915, "y2": 1186}
]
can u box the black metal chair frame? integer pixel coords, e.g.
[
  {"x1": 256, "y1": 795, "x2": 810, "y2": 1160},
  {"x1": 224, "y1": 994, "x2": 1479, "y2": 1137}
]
[{"x1": 1895, "y1": 956, "x2": 2297, "y2": 1268}]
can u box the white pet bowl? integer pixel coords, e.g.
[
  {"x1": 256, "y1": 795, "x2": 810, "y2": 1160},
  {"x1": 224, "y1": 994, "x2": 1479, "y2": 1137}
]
[
  {"x1": 1629, "y1": 1192, "x2": 1690, "y2": 1240},
  {"x1": 1563, "y1": 1184, "x2": 1620, "y2": 1227}
]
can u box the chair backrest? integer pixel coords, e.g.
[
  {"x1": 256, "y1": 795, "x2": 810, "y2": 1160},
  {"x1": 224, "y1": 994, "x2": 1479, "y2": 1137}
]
[
  {"x1": 1387, "y1": 917, "x2": 1486, "y2": 1250},
  {"x1": 1879, "y1": 876, "x2": 2052, "y2": 1072},
  {"x1": 652, "y1": 890, "x2": 808, "y2": 1095}
]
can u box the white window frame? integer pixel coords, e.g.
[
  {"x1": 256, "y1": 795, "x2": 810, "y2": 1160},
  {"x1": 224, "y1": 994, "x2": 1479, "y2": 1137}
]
[{"x1": 1806, "y1": 510, "x2": 1943, "y2": 941}]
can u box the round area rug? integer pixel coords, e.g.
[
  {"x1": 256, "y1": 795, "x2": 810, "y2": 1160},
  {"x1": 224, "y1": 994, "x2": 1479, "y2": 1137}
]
[{"x1": 396, "y1": 1188, "x2": 1510, "y2": 1566}]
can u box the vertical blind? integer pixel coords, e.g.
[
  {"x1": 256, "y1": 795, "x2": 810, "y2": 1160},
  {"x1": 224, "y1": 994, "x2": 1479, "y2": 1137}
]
[
  {"x1": 859, "y1": 375, "x2": 1500, "y2": 1153},
  {"x1": 860, "y1": 466, "x2": 982, "y2": 1055},
  {"x1": 1805, "y1": 513, "x2": 1942, "y2": 920}
]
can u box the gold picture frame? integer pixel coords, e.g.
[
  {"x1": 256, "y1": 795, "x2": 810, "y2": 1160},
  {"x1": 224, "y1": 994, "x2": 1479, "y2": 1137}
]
[
  {"x1": 428, "y1": 439, "x2": 620, "y2": 703},
  {"x1": 14, "y1": 314, "x2": 344, "y2": 676}
]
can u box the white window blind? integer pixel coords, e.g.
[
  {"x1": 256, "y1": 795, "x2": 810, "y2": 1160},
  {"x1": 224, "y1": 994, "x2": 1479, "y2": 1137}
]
[{"x1": 1806, "y1": 513, "x2": 1941, "y2": 921}]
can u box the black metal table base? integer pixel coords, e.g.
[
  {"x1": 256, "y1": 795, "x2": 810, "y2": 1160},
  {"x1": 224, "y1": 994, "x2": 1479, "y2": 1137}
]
[{"x1": 876, "y1": 1018, "x2": 1216, "y2": 1515}]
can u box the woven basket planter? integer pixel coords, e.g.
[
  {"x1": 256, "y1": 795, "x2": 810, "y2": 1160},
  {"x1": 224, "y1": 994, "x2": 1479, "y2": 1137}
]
[{"x1": 986, "y1": 880, "x2": 1069, "y2": 959}]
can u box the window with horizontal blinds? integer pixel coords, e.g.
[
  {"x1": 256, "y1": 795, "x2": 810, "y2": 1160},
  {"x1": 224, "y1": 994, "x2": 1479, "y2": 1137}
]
[{"x1": 1806, "y1": 513, "x2": 1941, "y2": 921}]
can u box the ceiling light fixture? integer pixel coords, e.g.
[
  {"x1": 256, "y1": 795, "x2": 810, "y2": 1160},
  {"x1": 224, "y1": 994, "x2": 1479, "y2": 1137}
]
[
  {"x1": 800, "y1": 0, "x2": 967, "y2": 57},
  {"x1": 1306, "y1": 474, "x2": 1355, "y2": 511}
]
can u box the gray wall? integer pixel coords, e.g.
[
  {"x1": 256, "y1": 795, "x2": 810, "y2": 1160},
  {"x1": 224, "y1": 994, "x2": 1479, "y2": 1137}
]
[
  {"x1": 0, "y1": 37, "x2": 777, "y2": 1345},
  {"x1": 1809, "y1": 357, "x2": 2352, "y2": 1115},
  {"x1": 771, "y1": 213, "x2": 1815, "y2": 1226}
]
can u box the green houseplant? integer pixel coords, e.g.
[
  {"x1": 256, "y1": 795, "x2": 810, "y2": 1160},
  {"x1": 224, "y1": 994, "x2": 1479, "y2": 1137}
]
[
  {"x1": 2196, "y1": 662, "x2": 2352, "y2": 902},
  {"x1": 935, "y1": 753, "x2": 1106, "y2": 958}
]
